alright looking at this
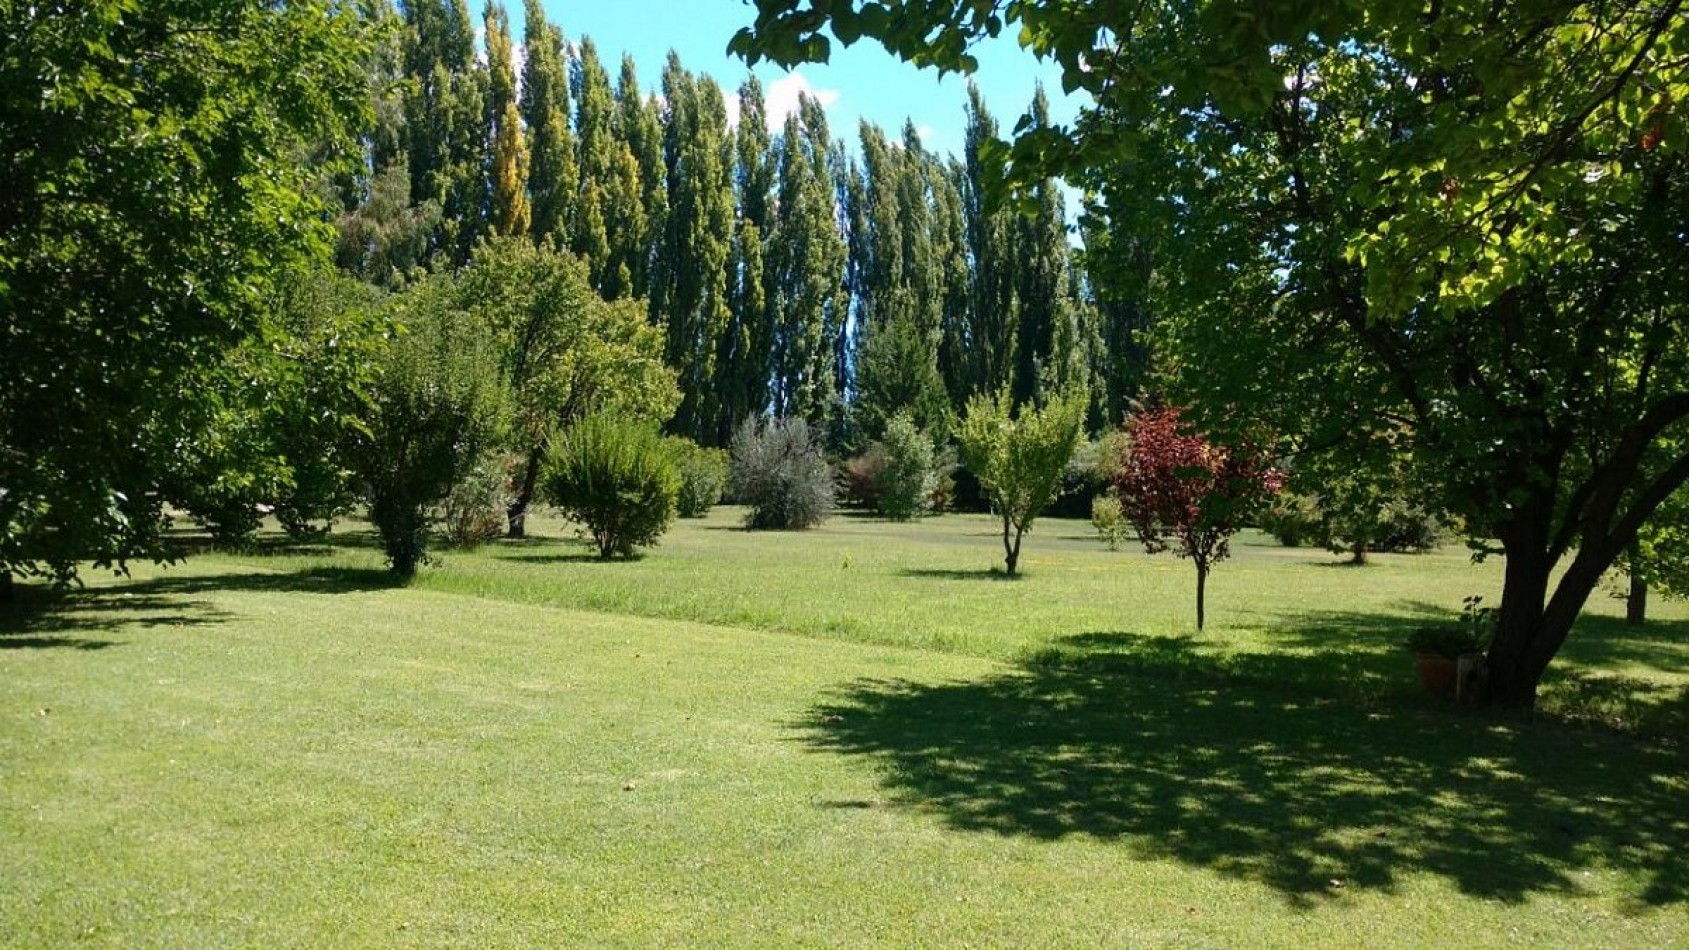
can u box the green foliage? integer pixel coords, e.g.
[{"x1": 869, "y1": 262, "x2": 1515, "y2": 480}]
[
  {"x1": 669, "y1": 439, "x2": 730, "y2": 519},
  {"x1": 1259, "y1": 492, "x2": 1326, "y2": 549},
  {"x1": 1408, "y1": 597, "x2": 1497, "y2": 659},
  {"x1": 439, "y1": 452, "x2": 512, "y2": 549},
  {"x1": 731, "y1": 0, "x2": 1689, "y2": 709},
  {"x1": 0, "y1": 0, "x2": 370, "y2": 584},
  {"x1": 956, "y1": 386, "x2": 1086, "y2": 575},
  {"x1": 543, "y1": 415, "x2": 679, "y2": 559},
  {"x1": 454, "y1": 236, "x2": 677, "y2": 536},
  {"x1": 1091, "y1": 493, "x2": 1130, "y2": 551},
  {"x1": 875, "y1": 413, "x2": 939, "y2": 522},
  {"x1": 351, "y1": 275, "x2": 508, "y2": 579},
  {"x1": 730, "y1": 416, "x2": 836, "y2": 530}
]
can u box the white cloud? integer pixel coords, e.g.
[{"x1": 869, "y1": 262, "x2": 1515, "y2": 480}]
[{"x1": 740, "y1": 71, "x2": 839, "y2": 131}]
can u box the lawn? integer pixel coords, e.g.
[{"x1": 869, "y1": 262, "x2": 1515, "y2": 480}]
[{"x1": 2, "y1": 510, "x2": 1685, "y2": 946}]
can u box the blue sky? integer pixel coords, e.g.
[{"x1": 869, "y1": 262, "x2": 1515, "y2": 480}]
[{"x1": 515, "y1": 1, "x2": 1084, "y2": 161}]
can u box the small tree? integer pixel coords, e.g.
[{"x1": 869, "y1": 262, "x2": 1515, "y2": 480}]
[
  {"x1": 544, "y1": 415, "x2": 679, "y2": 559},
  {"x1": 874, "y1": 412, "x2": 938, "y2": 522},
  {"x1": 350, "y1": 276, "x2": 508, "y2": 579},
  {"x1": 1116, "y1": 405, "x2": 1280, "y2": 630},
  {"x1": 956, "y1": 387, "x2": 1086, "y2": 576},
  {"x1": 668, "y1": 438, "x2": 730, "y2": 519},
  {"x1": 729, "y1": 416, "x2": 835, "y2": 530}
]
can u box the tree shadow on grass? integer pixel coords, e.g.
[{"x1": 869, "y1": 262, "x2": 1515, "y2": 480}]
[
  {"x1": 800, "y1": 631, "x2": 1688, "y2": 908},
  {"x1": 0, "y1": 586, "x2": 228, "y2": 649},
  {"x1": 120, "y1": 566, "x2": 402, "y2": 597},
  {"x1": 899, "y1": 568, "x2": 1021, "y2": 582}
]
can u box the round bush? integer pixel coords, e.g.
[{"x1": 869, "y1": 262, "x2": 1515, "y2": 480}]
[
  {"x1": 544, "y1": 415, "x2": 679, "y2": 558},
  {"x1": 667, "y1": 438, "x2": 729, "y2": 518},
  {"x1": 729, "y1": 416, "x2": 835, "y2": 530}
]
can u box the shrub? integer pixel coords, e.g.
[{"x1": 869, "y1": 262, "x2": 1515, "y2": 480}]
[
  {"x1": 875, "y1": 413, "x2": 937, "y2": 522},
  {"x1": 1091, "y1": 492, "x2": 1131, "y2": 550},
  {"x1": 669, "y1": 439, "x2": 729, "y2": 518},
  {"x1": 842, "y1": 445, "x2": 887, "y2": 510},
  {"x1": 351, "y1": 275, "x2": 508, "y2": 579},
  {"x1": 730, "y1": 416, "x2": 835, "y2": 530},
  {"x1": 439, "y1": 452, "x2": 511, "y2": 548},
  {"x1": 544, "y1": 415, "x2": 679, "y2": 559},
  {"x1": 1260, "y1": 491, "x2": 1326, "y2": 548}
]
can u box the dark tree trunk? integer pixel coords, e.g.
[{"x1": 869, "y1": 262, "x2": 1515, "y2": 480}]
[
  {"x1": 1349, "y1": 540, "x2": 1369, "y2": 565},
  {"x1": 1195, "y1": 560, "x2": 1208, "y2": 631},
  {"x1": 1626, "y1": 543, "x2": 1648, "y2": 626},
  {"x1": 1002, "y1": 511, "x2": 1019, "y2": 576},
  {"x1": 1486, "y1": 504, "x2": 1620, "y2": 711},
  {"x1": 506, "y1": 446, "x2": 545, "y2": 539},
  {"x1": 0, "y1": 570, "x2": 12, "y2": 603}
]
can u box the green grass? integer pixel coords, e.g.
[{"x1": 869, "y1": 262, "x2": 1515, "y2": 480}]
[{"x1": 2, "y1": 510, "x2": 1685, "y2": 946}]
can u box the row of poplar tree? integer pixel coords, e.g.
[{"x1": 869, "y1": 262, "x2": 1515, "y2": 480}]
[{"x1": 337, "y1": 0, "x2": 1146, "y2": 448}]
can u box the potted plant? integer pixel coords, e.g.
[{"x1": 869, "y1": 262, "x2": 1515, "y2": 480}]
[{"x1": 1407, "y1": 596, "x2": 1493, "y2": 698}]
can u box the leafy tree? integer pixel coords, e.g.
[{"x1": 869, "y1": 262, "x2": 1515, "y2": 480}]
[
  {"x1": 483, "y1": 1, "x2": 529, "y2": 238},
  {"x1": 1618, "y1": 487, "x2": 1689, "y2": 625},
  {"x1": 400, "y1": 0, "x2": 488, "y2": 263},
  {"x1": 733, "y1": 0, "x2": 1689, "y2": 710},
  {"x1": 668, "y1": 439, "x2": 730, "y2": 519},
  {"x1": 544, "y1": 415, "x2": 679, "y2": 559},
  {"x1": 452, "y1": 238, "x2": 677, "y2": 537},
  {"x1": 518, "y1": 0, "x2": 578, "y2": 246},
  {"x1": 653, "y1": 55, "x2": 736, "y2": 443},
  {"x1": 767, "y1": 100, "x2": 849, "y2": 432},
  {"x1": 729, "y1": 416, "x2": 835, "y2": 530},
  {"x1": 956, "y1": 386, "x2": 1085, "y2": 576},
  {"x1": 0, "y1": 0, "x2": 369, "y2": 589},
  {"x1": 874, "y1": 413, "x2": 939, "y2": 522},
  {"x1": 351, "y1": 274, "x2": 508, "y2": 579},
  {"x1": 1116, "y1": 405, "x2": 1280, "y2": 631}
]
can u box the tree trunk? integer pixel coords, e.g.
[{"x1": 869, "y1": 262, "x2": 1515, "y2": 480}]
[
  {"x1": 0, "y1": 570, "x2": 12, "y2": 603},
  {"x1": 1349, "y1": 540, "x2": 1369, "y2": 565},
  {"x1": 506, "y1": 446, "x2": 545, "y2": 539},
  {"x1": 1485, "y1": 511, "x2": 1616, "y2": 711},
  {"x1": 1626, "y1": 543, "x2": 1648, "y2": 626},
  {"x1": 1002, "y1": 511, "x2": 1018, "y2": 576},
  {"x1": 1195, "y1": 560, "x2": 1208, "y2": 631}
]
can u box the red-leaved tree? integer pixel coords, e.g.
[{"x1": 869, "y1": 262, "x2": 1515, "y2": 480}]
[{"x1": 1115, "y1": 406, "x2": 1282, "y2": 630}]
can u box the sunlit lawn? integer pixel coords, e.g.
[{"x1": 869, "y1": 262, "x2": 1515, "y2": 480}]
[{"x1": 2, "y1": 509, "x2": 1684, "y2": 946}]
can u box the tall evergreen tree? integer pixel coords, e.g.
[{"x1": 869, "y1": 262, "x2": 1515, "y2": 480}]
[
  {"x1": 616, "y1": 55, "x2": 667, "y2": 299},
  {"x1": 483, "y1": 1, "x2": 528, "y2": 237},
  {"x1": 768, "y1": 100, "x2": 847, "y2": 429},
  {"x1": 401, "y1": 0, "x2": 487, "y2": 263},
  {"x1": 570, "y1": 37, "x2": 615, "y2": 288},
  {"x1": 519, "y1": 0, "x2": 578, "y2": 246},
  {"x1": 718, "y1": 76, "x2": 778, "y2": 441},
  {"x1": 1010, "y1": 87, "x2": 1080, "y2": 404},
  {"x1": 959, "y1": 84, "x2": 1019, "y2": 402},
  {"x1": 654, "y1": 55, "x2": 735, "y2": 443}
]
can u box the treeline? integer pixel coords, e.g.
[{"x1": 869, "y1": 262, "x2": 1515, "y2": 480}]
[{"x1": 337, "y1": 0, "x2": 1146, "y2": 448}]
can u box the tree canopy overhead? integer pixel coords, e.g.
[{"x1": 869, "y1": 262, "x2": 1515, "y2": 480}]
[
  {"x1": 1, "y1": 0, "x2": 370, "y2": 585},
  {"x1": 733, "y1": 1, "x2": 1689, "y2": 709}
]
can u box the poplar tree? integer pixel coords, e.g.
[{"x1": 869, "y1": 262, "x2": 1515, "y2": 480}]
[
  {"x1": 768, "y1": 100, "x2": 847, "y2": 429},
  {"x1": 1010, "y1": 87, "x2": 1081, "y2": 404},
  {"x1": 960, "y1": 85, "x2": 1019, "y2": 401},
  {"x1": 654, "y1": 55, "x2": 735, "y2": 443},
  {"x1": 483, "y1": 1, "x2": 528, "y2": 238},
  {"x1": 401, "y1": 0, "x2": 487, "y2": 263},
  {"x1": 616, "y1": 55, "x2": 667, "y2": 299},
  {"x1": 519, "y1": 0, "x2": 578, "y2": 246},
  {"x1": 570, "y1": 37, "x2": 615, "y2": 288},
  {"x1": 719, "y1": 76, "x2": 778, "y2": 441}
]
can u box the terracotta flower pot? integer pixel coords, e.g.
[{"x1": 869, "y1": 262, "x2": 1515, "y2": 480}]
[{"x1": 1415, "y1": 652, "x2": 1459, "y2": 698}]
